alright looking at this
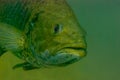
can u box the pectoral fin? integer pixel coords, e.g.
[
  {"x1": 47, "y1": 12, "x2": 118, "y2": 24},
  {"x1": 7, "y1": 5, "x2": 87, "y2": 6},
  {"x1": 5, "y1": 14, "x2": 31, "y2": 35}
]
[{"x1": 0, "y1": 23, "x2": 25, "y2": 57}]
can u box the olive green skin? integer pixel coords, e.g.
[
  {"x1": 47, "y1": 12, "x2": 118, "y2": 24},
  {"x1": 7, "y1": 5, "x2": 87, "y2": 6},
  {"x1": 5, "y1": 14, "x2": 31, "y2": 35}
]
[{"x1": 0, "y1": 0, "x2": 87, "y2": 70}]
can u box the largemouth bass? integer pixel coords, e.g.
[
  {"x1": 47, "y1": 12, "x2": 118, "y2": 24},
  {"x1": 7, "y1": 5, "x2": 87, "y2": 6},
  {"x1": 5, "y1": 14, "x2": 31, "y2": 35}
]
[{"x1": 0, "y1": 0, "x2": 87, "y2": 70}]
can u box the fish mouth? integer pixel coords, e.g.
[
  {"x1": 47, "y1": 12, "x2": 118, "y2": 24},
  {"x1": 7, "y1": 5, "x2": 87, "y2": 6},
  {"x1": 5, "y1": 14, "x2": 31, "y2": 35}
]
[
  {"x1": 37, "y1": 45, "x2": 87, "y2": 67},
  {"x1": 63, "y1": 47, "x2": 86, "y2": 51},
  {"x1": 59, "y1": 46, "x2": 87, "y2": 57},
  {"x1": 54, "y1": 46, "x2": 87, "y2": 65},
  {"x1": 44, "y1": 46, "x2": 87, "y2": 66}
]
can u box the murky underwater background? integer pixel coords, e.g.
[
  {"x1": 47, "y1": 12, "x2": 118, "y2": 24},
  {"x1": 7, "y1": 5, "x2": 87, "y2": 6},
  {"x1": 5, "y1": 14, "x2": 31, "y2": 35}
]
[{"x1": 0, "y1": 0, "x2": 120, "y2": 80}]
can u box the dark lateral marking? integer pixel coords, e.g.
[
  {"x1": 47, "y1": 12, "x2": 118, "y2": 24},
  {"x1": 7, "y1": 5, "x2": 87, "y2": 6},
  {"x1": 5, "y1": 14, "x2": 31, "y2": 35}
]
[
  {"x1": 31, "y1": 13, "x2": 39, "y2": 23},
  {"x1": 26, "y1": 13, "x2": 40, "y2": 36},
  {"x1": 27, "y1": 11, "x2": 45, "y2": 35},
  {"x1": 32, "y1": 11, "x2": 45, "y2": 22},
  {"x1": 0, "y1": 47, "x2": 6, "y2": 56}
]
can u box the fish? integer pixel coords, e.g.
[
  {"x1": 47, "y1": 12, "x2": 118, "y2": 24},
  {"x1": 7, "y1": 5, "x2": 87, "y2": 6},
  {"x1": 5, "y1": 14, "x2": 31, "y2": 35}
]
[{"x1": 0, "y1": 0, "x2": 87, "y2": 70}]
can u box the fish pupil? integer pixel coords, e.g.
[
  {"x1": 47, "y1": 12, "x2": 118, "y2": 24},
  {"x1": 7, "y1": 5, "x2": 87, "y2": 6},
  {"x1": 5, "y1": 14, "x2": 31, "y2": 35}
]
[{"x1": 54, "y1": 24, "x2": 62, "y2": 34}]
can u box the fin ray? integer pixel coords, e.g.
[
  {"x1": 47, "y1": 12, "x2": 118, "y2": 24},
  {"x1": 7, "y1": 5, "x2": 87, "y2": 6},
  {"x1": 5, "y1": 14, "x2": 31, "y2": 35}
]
[{"x1": 0, "y1": 23, "x2": 25, "y2": 53}]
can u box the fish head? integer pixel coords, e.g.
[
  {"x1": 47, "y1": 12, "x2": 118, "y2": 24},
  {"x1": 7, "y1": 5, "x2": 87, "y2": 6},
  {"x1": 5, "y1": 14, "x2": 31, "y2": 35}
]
[{"x1": 30, "y1": 1, "x2": 87, "y2": 67}]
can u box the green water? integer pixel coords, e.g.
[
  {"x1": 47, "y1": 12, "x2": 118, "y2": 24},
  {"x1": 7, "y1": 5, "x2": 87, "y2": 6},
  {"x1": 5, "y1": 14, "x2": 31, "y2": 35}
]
[{"x1": 0, "y1": 0, "x2": 120, "y2": 80}]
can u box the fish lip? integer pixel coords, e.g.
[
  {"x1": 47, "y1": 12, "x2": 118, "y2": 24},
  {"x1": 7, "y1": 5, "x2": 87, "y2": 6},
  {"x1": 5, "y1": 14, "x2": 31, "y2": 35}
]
[
  {"x1": 63, "y1": 47, "x2": 86, "y2": 51},
  {"x1": 59, "y1": 46, "x2": 87, "y2": 53},
  {"x1": 57, "y1": 46, "x2": 87, "y2": 57}
]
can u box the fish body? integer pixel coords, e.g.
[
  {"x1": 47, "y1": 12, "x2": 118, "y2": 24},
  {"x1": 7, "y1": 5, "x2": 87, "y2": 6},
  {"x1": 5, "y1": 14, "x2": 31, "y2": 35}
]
[{"x1": 0, "y1": 0, "x2": 87, "y2": 70}]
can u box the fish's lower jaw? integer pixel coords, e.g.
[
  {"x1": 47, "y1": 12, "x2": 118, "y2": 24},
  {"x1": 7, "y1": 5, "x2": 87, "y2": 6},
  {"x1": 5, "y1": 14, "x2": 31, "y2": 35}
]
[
  {"x1": 50, "y1": 48, "x2": 87, "y2": 66},
  {"x1": 50, "y1": 53, "x2": 81, "y2": 66},
  {"x1": 42, "y1": 52, "x2": 83, "y2": 67}
]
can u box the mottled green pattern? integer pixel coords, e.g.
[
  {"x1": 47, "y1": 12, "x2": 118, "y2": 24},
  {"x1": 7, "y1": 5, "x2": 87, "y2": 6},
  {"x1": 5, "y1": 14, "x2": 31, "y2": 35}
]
[{"x1": 0, "y1": 0, "x2": 87, "y2": 70}]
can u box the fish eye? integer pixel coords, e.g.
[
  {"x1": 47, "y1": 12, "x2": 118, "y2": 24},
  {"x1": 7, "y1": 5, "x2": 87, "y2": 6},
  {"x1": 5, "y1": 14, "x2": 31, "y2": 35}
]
[{"x1": 54, "y1": 24, "x2": 63, "y2": 34}]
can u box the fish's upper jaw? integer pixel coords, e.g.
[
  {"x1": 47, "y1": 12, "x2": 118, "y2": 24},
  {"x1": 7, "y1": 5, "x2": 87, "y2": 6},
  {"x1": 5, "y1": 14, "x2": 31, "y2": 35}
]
[{"x1": 59, "y1": 46, "x2": 87, "y2": 57}]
